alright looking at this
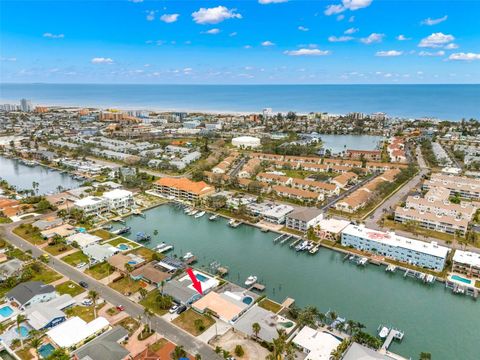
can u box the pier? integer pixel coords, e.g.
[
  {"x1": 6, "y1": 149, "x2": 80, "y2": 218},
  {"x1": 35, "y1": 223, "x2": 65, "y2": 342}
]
[{"x1": 380, "y1": 328, "x2": 405, "y2": 352}]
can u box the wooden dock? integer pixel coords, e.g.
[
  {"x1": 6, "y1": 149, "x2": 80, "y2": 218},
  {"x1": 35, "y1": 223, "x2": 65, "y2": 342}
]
[{"x1": 249, "y1": 283, "x2": 265, "y2": 291}]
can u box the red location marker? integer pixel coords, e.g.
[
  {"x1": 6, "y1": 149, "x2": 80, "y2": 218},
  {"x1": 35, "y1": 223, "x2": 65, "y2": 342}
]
[{"x1": 186, "y1": 268, "x2": 203, "y2": 295}]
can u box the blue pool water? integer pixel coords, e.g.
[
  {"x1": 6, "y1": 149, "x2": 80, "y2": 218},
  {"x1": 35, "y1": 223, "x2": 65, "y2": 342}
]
[
  {"x1": 127, "y1": 260, "x2": 137, "y2": 265},
  {"x1": 38, "y1": 344, "x2": 55, "y2": 359},
  {"x1": 242, "y1": 296, "x2": 253, "y2": 305},
  {"x1": 0, "y1": 306, "x2": 13, "y2": 318},
  {"x1": 195, "y1": 273, "x2": 208, "y2": 282},
  {"x1": 118, "y1": 244, "x2": 130, "y2": 251},
  {"x1": 16, "y1": 326, "x2": 29, "y2": 338},
  {"x1": 451, "y1": 275, "x2": 472, "y2": 284}
]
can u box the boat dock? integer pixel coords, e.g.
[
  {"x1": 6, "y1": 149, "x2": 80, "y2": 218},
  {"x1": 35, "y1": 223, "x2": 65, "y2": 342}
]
[
  {"x1": 379, "y1": 326, "x2": 405, "y2": 352},
  {"x1": 404, "y1": 269, "x2": 436, "y2": 284},
  {"x1": 248, "y1": 282, "x2": 266, "y2": 292}
]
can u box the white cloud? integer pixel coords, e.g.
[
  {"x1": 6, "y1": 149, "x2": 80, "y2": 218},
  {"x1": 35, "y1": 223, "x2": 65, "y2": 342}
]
[
  {"x1": 91, "y1": 57, "x2": 114, "y2": 64},
  {"x1": 128, "y1": 0, "x2": 144, "y2": 3},
  {"x1": 375, "y1": 50, "x2": 403, "y2": 57},
  {"x1": 284, "y1": 48, "x2": 331, "y2": 56},
  {"x1": 298, "y1": 26, "x2": 309, "y2": 32},
  {"x1": 43, "y1": 33, "x2": 64, "y2": 39},
  {"x1": 324, "y1": 0, "x2": 372, "y2": 16},
  {"x1": 344, "y1": 27, "x2": 358, "y2": 34},
  {"x1": 258, "y1": 0, "x2": 288, "y2": 4},
  {"x1": 418, "y1": 50, "x2": 445, "y2": 57},
  {"x1": 204, "y1": 28, "x2": 221, "y2": 35},
  {"x1": 448, "y1": 52, "x2": 480, "y2": 61},
  {"x1": 229, "y1": 32, "x2": 238, "y2": 37},
  {"x1": 336, "y1": 14, "x2": 345, "y2": 21},
  {"x1": 160, "y1": 14, "x2": 179, "y2": 23},
  {"x1": 444, "y1": 43, "x2": 458, "y2": 49},
  {"x1": 421, "y1": 15, "x2": 448, "y2": 26},
  {"x1": 419, "y1": 32, "x2": 455, "y2": 48},
  {"x1": 0, "y1": 57, "x2": 17, "y2": 62},
  {"x1": 348, "y1": 16, "x2": 355, "y2": 22},
  {"x1": 261, "y1": 40, "x2": 275, "y2": 46},
  {"x1": 192, "y1": 6, "x2": 242, "y2": 24},
  {"x1": 360, "y1": 33, "x2": 384, "y2": 44},
  {"x1": 396, "y1": 34, "x2": 411, "y2": 41},
  {"x1": 328, "y1": 36, "x2": 354, "y2": 42},
  {"x1": 146, "y1": 10, "x2": 156, "y2": 21},
  {"x1": 244, "y1": 45, "x2": 252, "y2": 49}
]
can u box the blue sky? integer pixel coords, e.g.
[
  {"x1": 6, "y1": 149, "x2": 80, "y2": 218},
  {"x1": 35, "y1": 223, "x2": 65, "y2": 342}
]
[{"x1": 1, "y1": 0, "x2": 479, "y2": 84}]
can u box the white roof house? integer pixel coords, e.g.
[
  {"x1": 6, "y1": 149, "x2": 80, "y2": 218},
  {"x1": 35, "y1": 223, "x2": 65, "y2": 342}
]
[
  {"x1": 47, "y1": 316, "x2": 110, "y2": 349},
  {"x1": 453, "y1": 250, "x2": 480, "y2": 267},
  {"x1": 292, "y1": 326, "x2": 341, "y2": 360},
  {"x1": 102, "y1": 189, "x2": 133, "y2": 201},
  {"x1": 74, "y1": 196, "x2": 105, "y2": 208},
  {"x1": 66, "y1": 233, "x2": 102, "y2": 248},
  {"x1": 83, "y1": 244, "x2": 119, "y2": 263}
]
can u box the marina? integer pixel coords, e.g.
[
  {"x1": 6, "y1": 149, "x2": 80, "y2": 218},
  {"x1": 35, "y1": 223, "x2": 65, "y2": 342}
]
[
  {"x1": 111, "y1": 203, "x2": 480, "y2": 360},
  {"x1": 0, "y1": 156, "x2": 82, "y2": 195}
]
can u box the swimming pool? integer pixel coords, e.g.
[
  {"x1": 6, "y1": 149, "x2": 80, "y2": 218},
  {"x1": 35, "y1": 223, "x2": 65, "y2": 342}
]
[
  {"x1": 38, "y1": 344, "x2": 55, "y2": 358},
  {"x1": 118, "y1": 244, "x2": 130, "y2": 251},
  {"x1": 16, "y1": 325, "x2": 29, "y2": 338},
  {"x1": 242, "y1": 296, "x2": 253, "y2": 305},
  {"x1": 0, "y1": 306, "x2": 14, "y2": 318},
  {"x1": 451, "y1": 274, "x2": 472, "y2": 285},
  {"x1": 128, "y1": 260, "x2": 137, "y2": 265},
  {"x1": 195, "y1": 273, "x2": 209, "y2": 282}
]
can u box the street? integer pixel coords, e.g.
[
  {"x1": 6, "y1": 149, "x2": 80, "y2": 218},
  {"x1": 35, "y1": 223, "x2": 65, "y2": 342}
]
[{"x1": 0, "y1": 222, "x2": 221, "y2": 359}]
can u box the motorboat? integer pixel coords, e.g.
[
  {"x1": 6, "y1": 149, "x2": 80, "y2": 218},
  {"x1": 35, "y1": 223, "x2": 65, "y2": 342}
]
[
  {"x1": 135, "y1": 232, "x2": 151, "y2": 242},
  {"x1": 378, "y1": 326, "x2": 389, "y2": 339},
  {"x1": 245, "y1": 275, "x2": 258, "y2": 286},
  {"x1": 209, "y1": 214, "x2": 219, "y2": 221},
  {"x1": 194, "y1": 211, "x2": 205, "y2": 219},
  {"x1": 189, "y1": 209, "x2": 199, "y2": 216}
]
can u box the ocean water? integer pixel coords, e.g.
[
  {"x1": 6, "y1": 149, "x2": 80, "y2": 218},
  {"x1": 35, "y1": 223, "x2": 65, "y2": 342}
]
[{"x1": 0, "y1": 83, "x2": 479, "y2": 120}]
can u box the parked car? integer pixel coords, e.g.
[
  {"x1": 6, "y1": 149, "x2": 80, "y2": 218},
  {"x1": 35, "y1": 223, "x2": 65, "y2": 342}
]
[
  {"x1": 176, "y1": 305, "x2": 187, "y2": 314},
  {"x1": 79, "y1": 281, "x2": 89, "y2": 288},
  {"x1": 169, "y1": 304, "x2": 179, "y2": 314},
  {"x1": 82, "y1": 299, "x2": 93, "y2": 306},
  {"x1": 116, "y1": 305, "x2": 125, "y2": 311},
  {"x1": 76, "y1": 262, "x2": 87, "y2": 268}
]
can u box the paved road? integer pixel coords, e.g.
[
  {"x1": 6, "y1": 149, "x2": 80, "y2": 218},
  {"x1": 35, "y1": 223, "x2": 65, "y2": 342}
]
[
  {"x1": 0, "y1": 223, "x2": 221, "y2": 359},
  {"x1": 365, "y1": 146, "x2": 428, "y2": 230}
]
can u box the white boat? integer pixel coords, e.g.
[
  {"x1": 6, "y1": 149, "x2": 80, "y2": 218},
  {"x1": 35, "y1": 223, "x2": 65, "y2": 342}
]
[
  {"x1": 378, "y1": 326, "x2": 390, "y2": 338},
  {"x1": 189, "y1": 209, "x2": 199, "y2": 216},
  {"x1": 357, "y1": 257, "x2": 368, "y2": 266},
  {"x1": 183, "y1": 252, "x2": 195, "y2": 261},
  {"x1": 228, "y1": 219, "x2": 241, "y2": 228},
  {"x1": 194, "y1": 211, "x2": 205, "y2": 219},
  {"x1": 184, "y1": 207, "x2": 192, "y2": 214},
  {"x1": 245, "y1": 275, "x2": 258, "y2": 286},
  {"x1": 209, "y1": 214, "x2": 218, "y2": 221}
]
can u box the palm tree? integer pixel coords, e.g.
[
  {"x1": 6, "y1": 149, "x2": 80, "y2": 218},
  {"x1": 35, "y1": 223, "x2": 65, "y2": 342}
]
[
  {"x1": 143, "y1": 308, "x2": 154, "y2": 332},
  {"x1": 252, "y1": 322, "x2": 261, "y2": 339},
  {"x1": 30, "y1": 337, "x2": 42, "y2": 359},
  {"x1": 88, "y1": 290, "x2": 100, "y2": 319},
  {"x1": 171, "y1": 345, "x2": 187, "y2": 360},
  {"x1": 16, "y1": 314, "x2": 26, "y2": 349}
]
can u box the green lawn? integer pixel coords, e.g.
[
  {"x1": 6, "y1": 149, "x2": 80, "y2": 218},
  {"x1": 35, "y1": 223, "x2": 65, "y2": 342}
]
[
  {"x1": 65, "y1": 303, "x2": 106, "y2": 322},
  {"x1": 30, "y1": 263, "x2": 62, "y2": 284},
  {"x1": 44, "y1": 243, "x2": 73, "y2": 256},
  {"x1": 55, "y1": 280, "x2": 85, "y2": 297},
  {"x1": 258, "y1": 298, "x2": 282, "y2": 313},
  {"x1": 91, "y1": 229, "x2": 114, "y2": 240},
  {"x1": 129, "y1": 246, "x2": 159, "y2": 262},
  {"x1": 85, "y1": 262, "x2": 115, "y2": 280},
  {"x1": 115, "y1": 316, "x2": 141, "y2": 336},
  {"x1": 139, "y1": 290, "x2": 169, "y2": 316},
  {"x1": 0, "y1": 217, "x2": 12, "y2": 224},
  {"x1": 106, "y1": 237, "x2": 138, "y2": 248},
  {"x1": 13, "y1": 224, "x2": 45, "y2": 245},
  {"x1": 172, "y1": 308, "x2": 215, "y2": 336},
  {"x1": 61, "y1": 250, "x2": 89, "y2": 266},
  {"x1": 5, "y1": 247, "x2": 32, "y2": 261},
  {"x1": 109, "y1": 276, "x2": 144, "y2": 296}
]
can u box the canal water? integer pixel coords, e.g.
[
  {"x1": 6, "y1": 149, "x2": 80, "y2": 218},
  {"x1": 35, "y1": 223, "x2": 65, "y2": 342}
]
[
  {"x1": 114, "y1": 204, "x2": 479, "y2": 360},
  {"x1": 320, "y1": 135, "x2": 383, "y2": 154},
  {"x1": 0, "y1": 156, "x2": 81, "y2": 195}
]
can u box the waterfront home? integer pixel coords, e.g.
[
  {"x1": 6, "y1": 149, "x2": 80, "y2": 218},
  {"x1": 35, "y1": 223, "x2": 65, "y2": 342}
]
[
  {"x1": 342, "y1": 342, "x2": 404, "y2": 360},
  {"x1": 394, "y1": 207, "x2": 469, "y2": 236},
  {"x1": 41, "y1": 224, "x2": 76, "y2": 239},
  {"x1": 74, "y1": 196, "x2": 107, "y2": 216},
  {"x1": 83, "y1": 244, "x2": 119, "y2": 264},
  {"x1": 46, "y1": 316, "x2": 110, "y2": 350},
  {"x1": 102, "y1": 189, "x2": 134, "y2": 212},
  {"x1": 162, "y1": 270, "x2": 219, "y2": 305},
  {"x1": 0, "y1": 198, "x2": 24, "y2": 218},
  {"x1": 153, "y1": 177, "x2": 215, "y2": 202},
  {"x1": 192, "y1": 290, "x2": 251, "y2": 323},
  {"x1": 71, "y1": 326, "x2": 130, "y2": 360},
  {"x1": 0, "y1": 259, "x2": 24, "y2": 281},
  {"x1": 341, "y1": 224, "x2": 450, "y2": 271},
  {"x1": 273, "y1": 185, "x2": 322, "y2": 203},
  {"x1": 285, "y1": 207, "x2": 323, "y2": 232},
  {"x1": 292, "y1": 326, "x2": 341, "y2": 360},
  {"x1": 314, "y1": 218, "x2": 351, "y2": 241},
  {"x1": 346, "y1": 149, "x2": 382, "y2": 162},
  {"x1": 6, "y1": 281, "x2": 56, "y2": 310},
  {"x1": 107, "y1": 253, "x2": 145, "y2": 273},
  {"x1": 261, "y1": 204, "x2": 295, "y2": 224},
  {"x1": 452, "y1": 250, "x2": 480, "y2": 279},
  {"x1": 32, "y1": 217, "x2": 64, "y2": 231},
  {"x1": 25, "y1": 294, "x2": 75, "y2": 330},
  {"x1": 423, "y1": 173, "x2": 480, "y2": 200},
  {"x1": 130, "y1": 262, "x2": 171, "y2": 286}
]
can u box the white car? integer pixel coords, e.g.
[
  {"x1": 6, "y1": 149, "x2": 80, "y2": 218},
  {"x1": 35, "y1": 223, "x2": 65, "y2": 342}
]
[
  {"x1": 169, "y1": 304, "x2": 179, "y2": 314},
  {"x1": 76, "y1": 262, "x2": 87, "y2": 268},
  {"x1": 81, "y1": 299, "x2": 93, "y2": 306}
]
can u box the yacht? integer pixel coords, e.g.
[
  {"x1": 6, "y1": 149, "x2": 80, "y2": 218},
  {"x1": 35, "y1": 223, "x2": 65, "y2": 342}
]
[
  {"x1": 378, "y1": 325, "x2": 390, "y2": 339},
  {"x1": 183, "y1": 252, "x2": 195, "y2": 262},
  {"x1": 209, "y1": 214, "x2": 219, "y2": 221},
  {"x1": 245, "y1": 275, "x2": 258, "y2": 286},
  {"x1": 184, "y1": 207, "x2": 192, "y2": 214},
  {"x1": 194, "y1": 211, "x2": 205, "y2": 219},
  {"x1": 189, "y1": 209, "x2": 199, "y2": 216}
]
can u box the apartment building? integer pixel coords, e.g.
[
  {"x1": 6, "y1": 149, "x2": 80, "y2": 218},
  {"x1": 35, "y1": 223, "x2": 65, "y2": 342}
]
[
  {"x1": 394, "y1": 207, "x2": 469, "y2": 235},
  {"x1": 424, "y1": 174, "x2": 480, "y2": 200},
  {"x1": 331, "y1": 172, "x2": 358, "y2": 189},
  {"x1": 153, "y1": 177, "x2": 215, "y2": 201},
  {"x1": 272, "y1": 185, "x2": 322, "y2": 203},
  {"x1": 452, "y1": 250, "x2": 480, "y2": 279},
  {"x1": 238, "y1": 158, "x2": 261, "y2": 179},
  {"x1": 341, "y1": 224, "x2": 449, "y2": 271},
  {"x1": 404, "y1": 195, "x2": 477, "y2": 220},
  {"x1": 291, "y1": 178, "x2": 339, "y2": 196},
  {"x1": 256, "y1": 173, "x2": 293, "y2": 186},
  {"x1": 285, "y1": 207, "x2": 323, "y2": 232},
  {"x1": 345, "y1": 149, "x2": 382, "y2": 162}
]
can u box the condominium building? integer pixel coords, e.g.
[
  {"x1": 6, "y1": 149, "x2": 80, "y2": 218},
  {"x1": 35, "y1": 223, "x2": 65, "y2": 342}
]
[
  {"x1": 423, "y1": 174, "x2": 480, "y2": 200},
  {"x1": 394, "y1": 206, "x2": 469, "y2": 235},
  {"x1": 404, "y1": 195, "x2": 477, "y2": 220},
  {"x1": 452, "y1": 250, "x2": 480, "y2": 279},
  {"x1": 345, "y1": 149, "x2": 382, "y2": 162},
  {"x1": 153, "y1": 177, "x2": 215, "y2": 201},
  {"x1": 73, "y1": 189, "x2": 133, "y2": 215},
  {"x1": 341, "y1": 224, "x2": 450, "y2": 271},
  {"x1": 285, "y1": 207, "x2": 323, "y2": 232},
  {"x1": 272, "y1": 185, "x2": 323, "y2": 203},
  {"x1": 74, "y1": 196, "x2": 107, "y2": 216}
]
